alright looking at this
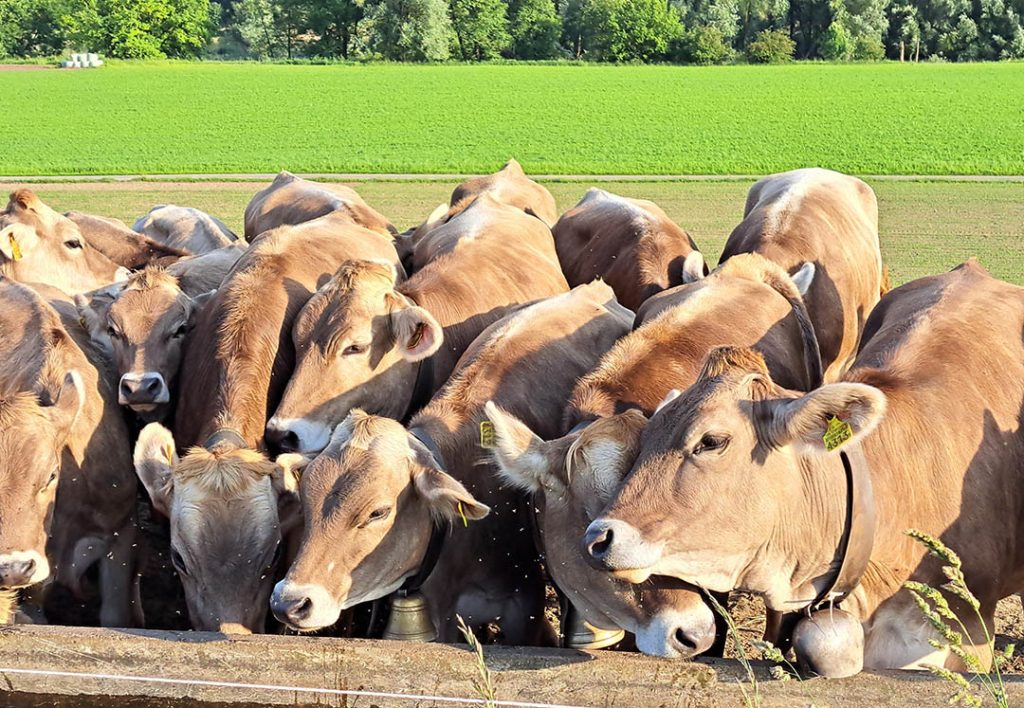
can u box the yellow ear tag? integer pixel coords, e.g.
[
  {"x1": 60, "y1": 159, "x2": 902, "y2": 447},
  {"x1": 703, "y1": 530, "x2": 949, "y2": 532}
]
[
  {"x1": 479, "y1": 420, "x2": 495, "y2": 449},
  {"x1": 457, "y1": 502, "x2": 468, "y2": 528},
  {"x1": 163, "y1": 444, "x2": 174, "y2": 465},
  {"x1": 9, "y1": 234, "x2": 22, "y2": 261},
  {"x1": 823, "y1": 416, "x2": 853, "y2": 452}
]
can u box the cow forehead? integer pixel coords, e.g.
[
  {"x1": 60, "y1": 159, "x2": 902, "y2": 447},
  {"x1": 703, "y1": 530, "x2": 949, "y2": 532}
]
[
  {"x1": 111, "y1": 289, "x2": 187, "y2": 327},
  {"x1": 305, "y1": 437, "x2": 411, "y2": 498}
]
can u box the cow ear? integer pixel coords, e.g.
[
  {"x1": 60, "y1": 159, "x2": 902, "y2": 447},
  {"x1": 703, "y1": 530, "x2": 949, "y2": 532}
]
[
  {"x1": 273, "y1": 452, "x2": 311, "y2": 535},
  {"x1": 409, "y1": 439, "x2": 489, "y2": 522},
  {"x1": 765, "y1": 383, "x2": 887, "y2": 454},
  {"x1": 791, "y1": 262, "x2": 816, "y2": 296},
  {"x1": 73, "y1": 290, "x2": 116, "y2": 343},
  {"x1": 0, "y1": 223, "x2": 38, "y2": 262},
  {"x1": 681, "y1": 251, "x2": 706, "y2": 284},
  {"x1": 114, "y1": 267, "x2": 131, "y2": 282},
  {"x1": 44, "y1": 371, "x2": 85, "y2": 444},
  {"x1": 187, "y1": 289, "x2": 216, "y2": 319},
  {"x1": 133, "y1": 423, "x2": 177, "y2": 516},
  {"x1": 484, "y1": 401, "x2": 569, "y2": 494},
  {"x1": 654, "y1": 389, "x2": 680, "y2": 415},
  {"x1": 392, "y1": 305, "x2": 442, "y2": 362}
]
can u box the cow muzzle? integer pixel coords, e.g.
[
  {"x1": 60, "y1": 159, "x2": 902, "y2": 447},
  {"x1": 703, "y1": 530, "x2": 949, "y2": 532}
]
[
  {"x1": 583, "y1": 518, "x2": 662, "y2": 582},
  {"x1": 119, "y1": 372, "x2": 170, "y2": 407},
  {"x1": 265, "y1": 417, "x2": 330, "y2": 455},
  {"x1": 636, "y1": 606, "x2": 718, "y2": 659},
  {"x1": 270, "y1": 580, "x2": 339, "y2": 631},
  {"x1": 0, "y1": 551, "x2": 49, "y2": 589}
]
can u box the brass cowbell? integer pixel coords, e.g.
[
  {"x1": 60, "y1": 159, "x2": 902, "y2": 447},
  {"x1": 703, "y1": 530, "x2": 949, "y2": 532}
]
[
  {"x1": 562, "y1": 604, "x2": 625, "y2": 650},
  {"x1": 382, "y1": 592, "x2": 438, "y2": 642}
]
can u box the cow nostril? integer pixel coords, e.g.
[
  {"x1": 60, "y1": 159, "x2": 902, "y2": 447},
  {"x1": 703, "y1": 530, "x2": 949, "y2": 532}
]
[
  {"x1": 22, "y1": 558, "x2": 35, "y2": 577},
  {"x1": 674, "y1": 627, "x2": 698, "y2": 653},
  {"x1": 119, "y1": 380, "x2": 134, "y2": 397},
  {"x1": 291, "y1": 596, "x2": 312, "y2": 621},
  {"x1": 588, "y1": 527, "x2": 613, "y2": 559},
  {"x1": 267, "y1": 427, "x2": 299, "y2": 454},
  {"x1": 142, "y1": 378, "x2": 161, "y2": 394}
]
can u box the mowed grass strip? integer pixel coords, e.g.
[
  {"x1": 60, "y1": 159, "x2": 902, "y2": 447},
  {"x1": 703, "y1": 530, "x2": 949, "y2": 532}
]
[
  {"x1": 6, "y1": 179, "x2": 1021, "y2": 286},
  {"x1": 1, "y1": 62, "x2": 1023, "y2": 176}
]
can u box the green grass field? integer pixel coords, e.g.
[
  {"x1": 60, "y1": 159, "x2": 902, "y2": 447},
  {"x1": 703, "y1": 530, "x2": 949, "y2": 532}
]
[
  {"x1": 2, "y1": 62, "x2": 1023, "y2": 176},
  {"x1": 5, "y1": 179, "x2": 1020, "y2": 286}
]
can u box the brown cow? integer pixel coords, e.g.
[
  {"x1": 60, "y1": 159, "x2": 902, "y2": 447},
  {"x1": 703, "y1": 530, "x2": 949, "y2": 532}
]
[
  {"x1": 553, "y1": 188, "x2": 707, "y2": 310},
  {"x1": 75, "y1": 267, "x2": 217, "y2": 421},
  {"x1": 266, "y1": 193, "x2": 569, "y2": 454},
  {"x1": 0, "y1": 190, "x2": 129, "y2": 294},
  {"x1": 132, "y1": 217, "x2": 402, "y2": 633},
  {"x1": 484, "y1": 405, "x2": 721, "y2": 657},
  {"x1": 719, "y1": 168, "x2": 882, "y2": 381},
  {"x1": 270, "y1": 282, "x2": 629, "y2": 642},
  {"x1": 402, "y1": 160, "x2": 558, "y2": 268},
  {"x1": 243, "y1": 171, "x2": 397, "y2": 241},
  {"x1": 133, "y1": 205, "x2": 240, "y2": 254},
  {"x1": 585, "y1": 261, "x2": 1024, "y2": 676},
  {"x1": 566, "y1": 253, "x2": 820, "y2": 429},
  {"x1": 0, "y1": 279, "x2": 142, "y2": 627},
  {"x1": 66, "y1": 210, "x2": 187, "y2": 269}
]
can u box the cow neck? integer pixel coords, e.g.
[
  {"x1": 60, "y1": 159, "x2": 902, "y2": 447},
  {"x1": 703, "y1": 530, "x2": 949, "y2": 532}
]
[
  {"x1": 398, "y1": 290, "x2": 435, "y2": 422},
  {"x1": 776, "y1": 445, "x2": 876, "y2": 646},
  {"x1": 399, "y1": 425, "x2": 450, "y2": 596}
]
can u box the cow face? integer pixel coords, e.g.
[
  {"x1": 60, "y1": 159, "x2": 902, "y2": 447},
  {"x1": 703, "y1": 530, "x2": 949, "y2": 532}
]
[
  {"x1": 485, "y1": 403, "x2": 718, "y2": 658},
  {"x1": 585, "y1": 347, "x2": 885, "y2": 609},
  {"x1": 0, "y1": 373, "x2": 83, "y2": 591},
  {"x1": 76, "y1": 270, "x2": 213, "y2": 420},
  {"x1": 266, "y1": 260, "x2": 442, "y2": 454},
  {"x1": 270, "y1": 411, "x2": 488, "y2": 632},
  {"x1": 0, "y1": 190, "x2": 128, "y2": 294},
  {"x1": 133, "y1": 424, "x2": 303, "y2": 634}
]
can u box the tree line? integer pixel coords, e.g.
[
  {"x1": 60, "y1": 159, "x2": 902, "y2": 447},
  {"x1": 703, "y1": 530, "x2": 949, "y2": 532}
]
[{"x1": 2, "y1": 0, "x2": 1023, "y2": 64}]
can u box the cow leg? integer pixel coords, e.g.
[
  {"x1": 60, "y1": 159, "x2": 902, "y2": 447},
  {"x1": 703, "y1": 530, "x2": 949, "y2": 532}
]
[{"x1": 98, "y1": 521, "x2": 144, "y2": 628}]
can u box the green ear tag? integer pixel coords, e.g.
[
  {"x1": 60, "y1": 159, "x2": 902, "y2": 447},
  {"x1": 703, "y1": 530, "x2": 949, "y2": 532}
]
[
  {"x1": 479, "y1": 421, "x2": 495, "y2": 449},
  {"x1": 823, "y1": 416, "x2": 853, "y2": 452},
  {"x1": 457, "y1": 502, "x2": 468, "y2": 528}
]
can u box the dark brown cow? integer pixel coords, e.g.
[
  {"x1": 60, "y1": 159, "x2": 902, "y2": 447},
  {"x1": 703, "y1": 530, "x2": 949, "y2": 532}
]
[
  {"x1": 244, "y1": 171, "x2": 397, "y2": 241},
  {"x1": 586, "y1": 261, "x2": 1024, "y2": 676},
  {"x1": 131, "y1": 217, "x2": 402, "y2": 633},
  {"x1": 719, "y1": 168, "x2": 882, "y2": 381},
  {"x1": 0, "y1": 279, "x2": 142, "y2": 627},
  {"x1": 270, "y1": 282, "x2": 628, "y2": 642},
  {"x1": 554, "y1": 188, "x2": 707, "y2": 310},
  {"x1": 266, "y1": 193, "x2": 569, "y2": 454},
  {"x1": 0, "y1": 190, "x2": 128, "y2": 294}
]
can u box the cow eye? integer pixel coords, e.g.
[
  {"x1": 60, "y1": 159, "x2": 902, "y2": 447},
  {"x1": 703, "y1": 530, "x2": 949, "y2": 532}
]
[
  {"x1": 64, "y1": 239, "x2": 83, "y2": 250},
  {"x1": 170, "y1": 548, "x2": 189, "y2": 575},
  {"x1": 363, "y1": 505, "x2": 392, "y2": 526},
  {"x1": 107, "y1": 326, "x2": 121, "y2": 339},
  {"x1": 171, "y1": 323, "x2": 189, "y2": 339},
  {"x1": 41, "y1": 468, "x2": 59, "y2": 491},
  {"x1": 342, "y1": 343, "x2": 368, "y2": 356},
  {"x1": 694, "y1": 434, "x2": 730, "y2": 456}
]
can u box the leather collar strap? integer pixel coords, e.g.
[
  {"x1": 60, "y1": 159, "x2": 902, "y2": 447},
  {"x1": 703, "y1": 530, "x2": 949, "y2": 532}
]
[
  {"x1": 202, "y1": 427, "x2": 248, "y2": 451},
  {"x1": 808, "y1": 445, "x2": 876, "y2": 611},
  {"x1": 398, "y1": 427, "x2": 450, "y2": 597}
]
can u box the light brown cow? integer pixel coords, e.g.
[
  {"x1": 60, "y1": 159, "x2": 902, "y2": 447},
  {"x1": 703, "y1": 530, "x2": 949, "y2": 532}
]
[
  {"x1": 553, "y1": 188, "x2": 708, "y2": 311},
  {"x1": 566, "y1": 253, "x2": 820, "y2": 429},
  {"x1": 270, "y1": 282, "x2": 629, "y2": 641},
  {"x1": 585, "y1": 261, "x2": 1024, "y2": 676},
  {"x1": 243, "y1": 171, "x2": 397, "y2": 241},
  {"x1": 75, "y1": 267, "x2": 217, "y2": 421},
  {"x1": 0, "y1": 279, "x2": 142, "y2": 627},
  {"x1": 133, "y1": 205, "x2": 240, "y2": 254},
  {"x1": 719, "y1": 168, "x2": 882, "y2": 381},
  {"x1": 484, "y1": 405, "x2": 721, "y2": 657},
  {"x1": 132, "y1": 217, "x2": 402, "y2": 633},
  {"x1": 0, "y1": 190, "x2": 129, "y2": 294},
  {"x1": 266, "y1": 194, "x2": 569, "y2": 454},
  {"x1": 66, "y1": 210, "x2": 187, "y2": 269},
  {"x1": 402, "y1": 160, "x2": 558, "y2": 268}
]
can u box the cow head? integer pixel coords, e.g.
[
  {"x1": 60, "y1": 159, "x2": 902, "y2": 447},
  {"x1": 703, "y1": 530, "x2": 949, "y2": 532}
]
[
  {"x1": 76, "y1": 268, "x2": 214, "y2": 420},
  {"x1": 266, "y1": 260, "x2": 442, "y2": 454},
  {"x1": 0, "y1": 190, "x2": 128, "y2": 293},
  {"x1": 0, "y1": 372, "x2": 83, "y2": 591},
  {"x1": 270, "y1": 411, "x2": 488, "y2": 632},
  {"x1": 133, "y1": 423, "x2": 304, "y2": 633},
  {"x1": 484, "y1": 403, "x2": 718, "y2": 658},
  {"x1": 585, "y1": 347, "x2": 886, "y2": 611}
]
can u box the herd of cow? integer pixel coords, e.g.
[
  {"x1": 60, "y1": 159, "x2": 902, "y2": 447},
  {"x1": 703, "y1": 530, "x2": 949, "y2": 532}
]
[{"x1": 0, "y1": 160, "x2": 1022, "y2": 679}]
